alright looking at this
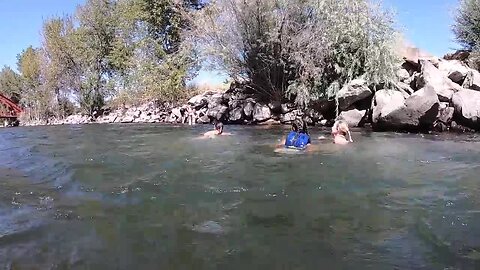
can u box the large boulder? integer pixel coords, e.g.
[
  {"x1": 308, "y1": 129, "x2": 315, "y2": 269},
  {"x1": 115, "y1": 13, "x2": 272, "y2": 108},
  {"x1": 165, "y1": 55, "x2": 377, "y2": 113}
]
[
  {"x1": 188, "y1": 94, "x2": 208, "y2": 109},
  {"x1": 253, "y1": 103, "x2": 272, "y2": 122},
  {"x1": 417, "y1": 60, "x2": 463, "y2": 101},
  {"x1": 207, "y1": 105, "x2": 228, "y2": 120},
  {"x1": 396, "y1": 68, "x2": 411, "y2": 82},
  {"x1": 373, "y1": 85, "x2": 440, "y2": 130},
  {"x1": 228, "y1": 107, "x2": 243, "y2": 123},
  {"x1": 243, "y1": 101, "x2": 255, "y2": 120},
  {"x1": 452, "y1": 89, "x2": 480, "y2": 130},
  {"x1": 394, "y1": 82, "x2": 414, "y2": 97},
  {"x1": 171, "y1": 107, "x2": 183, "y2": 119},
  {"x1": 337, "y1": 79, "x2": 373, "y2": 110},
  {"x1": 438, "y1": 59, "x2": 469, "y2": 84},
  {"x1": 280, "y1": 109, "x2": 301, "y2": 124},
  {"x1": 338, "y1": 109, "x2": 367, "y2": 127},
  {"x1": 206, "y1": 93, "x2": 225, "y2": 109},
  {"x1": 372, "y1": 89, "x2": 406, "y2": 125},
  {"x1": 462, "y1": 70, "x2": 480, "y2": 91}
]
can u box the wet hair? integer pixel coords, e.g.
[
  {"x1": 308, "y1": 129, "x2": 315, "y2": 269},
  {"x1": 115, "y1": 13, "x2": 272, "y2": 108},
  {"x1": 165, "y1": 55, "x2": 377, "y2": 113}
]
[
  {"x1": 337, "y1": 121, "x2": 349, "y2": 136},
  {"x1": 215, "y1": 121, "x2": 224, "y2": 134},
  {"x1": 292, "y1": 119, "x2": 308, "y2": 134}
]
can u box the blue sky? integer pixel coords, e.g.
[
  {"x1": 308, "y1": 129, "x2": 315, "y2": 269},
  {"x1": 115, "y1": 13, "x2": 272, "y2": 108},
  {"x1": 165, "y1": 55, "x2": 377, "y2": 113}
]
[{"x1": 0, "y1": 0, "x2": 460, "y2": 84}]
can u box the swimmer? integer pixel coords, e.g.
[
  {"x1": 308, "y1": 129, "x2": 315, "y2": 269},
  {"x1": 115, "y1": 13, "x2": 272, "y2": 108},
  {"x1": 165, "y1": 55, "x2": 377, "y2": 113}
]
[
  {"x1": 282, "y1": 119, "x2": 311, "y2": 150},
  {"x1": 203, "y1": 121, "x2": 232, "y2": 138},
  {"x1": 331, "y1": 120, "x2": 353, "y2": 145}
]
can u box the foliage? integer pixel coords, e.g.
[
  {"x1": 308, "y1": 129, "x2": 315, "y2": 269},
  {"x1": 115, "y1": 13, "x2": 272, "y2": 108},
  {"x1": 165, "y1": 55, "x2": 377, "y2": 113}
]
[
  {"x1": 195, "y1": 0, "x2": 400, "y2": 107},
  {"x1": 0, "y1": 66, "x2": 23, "y2": 102},
  {"x1": 12, "y1": 0, "x2": 199, "y2": 120},
  {"x1": 453, "y1": 0, "x2": 480, "y2": 51},
  {"x1": 453, "y1": 0, "x2": 480, "y2": 70}
]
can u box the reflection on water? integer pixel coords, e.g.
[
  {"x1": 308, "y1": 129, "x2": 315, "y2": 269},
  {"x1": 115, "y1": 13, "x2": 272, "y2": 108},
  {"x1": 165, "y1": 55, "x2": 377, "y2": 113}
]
[{"x1": 1, "y1": 124, "x2": 480, "y2": 269}]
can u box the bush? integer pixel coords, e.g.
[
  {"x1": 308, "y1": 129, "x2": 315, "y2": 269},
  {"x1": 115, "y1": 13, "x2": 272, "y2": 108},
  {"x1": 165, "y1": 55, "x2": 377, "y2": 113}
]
[
  {"x1": 453, "y1": 0, "x2": 480, "y2": 70},
  {"x1": 195, "y1": 0, "x2": 400, "y2": 107}
]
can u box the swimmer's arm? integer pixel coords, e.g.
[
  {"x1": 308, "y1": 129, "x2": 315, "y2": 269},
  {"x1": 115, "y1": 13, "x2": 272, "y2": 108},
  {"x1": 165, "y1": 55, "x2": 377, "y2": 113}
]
[
  {"x1": 347, "y1": 131, "x2": 354, "y2": 142},
  {"x1": 275, "y1": 138, "x2": 285, "y2": 148},
  {"x1": 203, "y1": 130, "x2": 217, "y2": 138}
]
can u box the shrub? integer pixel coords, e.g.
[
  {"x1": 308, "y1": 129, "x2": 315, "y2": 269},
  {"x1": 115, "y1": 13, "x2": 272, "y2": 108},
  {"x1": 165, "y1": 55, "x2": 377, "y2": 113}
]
[{"x1": 195, "y1": 0, "x2": 400, "y2": 107}]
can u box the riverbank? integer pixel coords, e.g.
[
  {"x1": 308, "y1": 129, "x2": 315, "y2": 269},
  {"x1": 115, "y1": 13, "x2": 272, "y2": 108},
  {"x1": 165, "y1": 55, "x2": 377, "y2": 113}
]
[{"x1": 19, "y1": 50, "x2": 480, "y2": 133}]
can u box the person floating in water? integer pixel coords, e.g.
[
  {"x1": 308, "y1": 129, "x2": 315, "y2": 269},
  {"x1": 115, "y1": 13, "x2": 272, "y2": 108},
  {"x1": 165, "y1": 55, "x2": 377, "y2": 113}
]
[
  {"x1": 331, "y1": 120, "x2": 353, "y2": 145},
  {"x1": 284, "y1": 119, "x2": 311, "y2": 150},
  {"x1": 203, "y1": 121, "x2": 232, "y2": 138}
]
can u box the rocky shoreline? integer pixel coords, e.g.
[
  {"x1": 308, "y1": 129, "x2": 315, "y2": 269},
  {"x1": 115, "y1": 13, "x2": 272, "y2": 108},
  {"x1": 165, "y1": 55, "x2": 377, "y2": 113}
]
[{"x1": 19, "y1": 52, "x2": 480, "y2": 133}]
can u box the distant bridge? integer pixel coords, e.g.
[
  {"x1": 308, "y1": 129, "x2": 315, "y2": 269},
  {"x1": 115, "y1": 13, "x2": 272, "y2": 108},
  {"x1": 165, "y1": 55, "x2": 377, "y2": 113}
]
[{"x1": 0, "y1": 93, "x2": 23, "y2": 119}]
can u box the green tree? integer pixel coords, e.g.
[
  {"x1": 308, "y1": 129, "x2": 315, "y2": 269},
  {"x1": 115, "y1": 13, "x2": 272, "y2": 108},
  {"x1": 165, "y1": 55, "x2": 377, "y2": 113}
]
[
  {"x1": 73, "y1": 0, "x2": 118, "y2": 115},
  {"x1": 453, "y1": 0, "x2": 480, "y2": 70},
  {"x1": 0, "y1": 66, "x2": 23, "y2": 103},
  {"x1": 112, "y1": 0, "x2": 199, "y2": 102},
  {"x1": 42, "y1": 17, "x2": 79, "y2": 117},
  {"x1": 453, "y1": 0, "x2": 480, "y2": 51},
  {"x1": 17, "y1": 47, "x2": 54, "y2": 120}
]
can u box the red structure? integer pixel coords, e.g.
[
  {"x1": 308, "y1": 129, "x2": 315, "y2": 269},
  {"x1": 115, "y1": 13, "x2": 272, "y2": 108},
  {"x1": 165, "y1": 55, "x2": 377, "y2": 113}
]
[{"x1": 0, "y1": 93, "x2": 23, "y2": 119}]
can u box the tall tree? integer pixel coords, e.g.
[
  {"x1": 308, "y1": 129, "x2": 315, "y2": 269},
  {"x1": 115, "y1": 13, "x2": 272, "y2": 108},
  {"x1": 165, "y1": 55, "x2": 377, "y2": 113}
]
[
  {"x1": 453, "y1": 0, "x2": 480, "y2": 51},
  {"x1": 74, "y1": 0, "x2": 118, "y2": 115},
  {"x1": 42, "y1": 17, "x2": 79, "y2": 117},
  {"x1": 0, "y1": 66, "x2": 23, "y2": 103},
  {"x1": 453, "y1": 0, "x2": 480, "y2": 70},
  {"x1": 17, "y1": 47, "x2": 54, "y2": 119}
]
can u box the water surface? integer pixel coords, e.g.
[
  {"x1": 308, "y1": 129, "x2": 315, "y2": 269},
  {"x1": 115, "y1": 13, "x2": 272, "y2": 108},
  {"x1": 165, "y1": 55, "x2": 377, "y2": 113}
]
[{"x1": 1, "y1": 124, "x2": 480, "y2": 269}]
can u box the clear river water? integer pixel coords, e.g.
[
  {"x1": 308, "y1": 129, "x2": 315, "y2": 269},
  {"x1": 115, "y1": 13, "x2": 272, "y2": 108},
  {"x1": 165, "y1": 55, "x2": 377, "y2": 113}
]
[{"x1": 1, "y1": 124, "x2": 480, "y2": 269}]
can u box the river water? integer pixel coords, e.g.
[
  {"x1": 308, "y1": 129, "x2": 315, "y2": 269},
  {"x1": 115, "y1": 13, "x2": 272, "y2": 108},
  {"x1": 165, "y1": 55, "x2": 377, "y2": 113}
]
[{"x1": 1, "y1": 124, "x2": 480, "y2": 269}]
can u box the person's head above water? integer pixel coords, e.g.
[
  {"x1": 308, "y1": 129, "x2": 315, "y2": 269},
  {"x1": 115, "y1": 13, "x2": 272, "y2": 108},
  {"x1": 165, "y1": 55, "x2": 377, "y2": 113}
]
[
  {"x1": 292, "y1": 119, "x2": 308, "y2": 134},
  {"x1": 215, "y1": 121, "x2": 224, "y2": 134},
  {"x1": 337, "y1": 121, "x2": 349, "y2": 136}
]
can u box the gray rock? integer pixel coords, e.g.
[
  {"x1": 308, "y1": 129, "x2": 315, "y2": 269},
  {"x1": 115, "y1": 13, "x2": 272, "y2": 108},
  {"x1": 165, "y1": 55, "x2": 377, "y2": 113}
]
[
  {"x1": 372, "y1": 89, "x2": 406, "y2": 125},
  {"x1": 253, "y1": 103, "x2": 272, "y2": 122},
  {"x1": 207, "y1": 105, "x2": 228, "y2": 120},
  {"x1": 207, "y1": 93, "x2": 225, "y2": 109},
  {"x1": 337, "y1": 79, "x2": 373, "y2": 110},
  {"x1": 188, "y1": 94, "x2": 208, "y2": 110},
  {"x1": 243, "y1": 101, "x2": 255, "y2": 119},
  {"x1": 372, "y1": 85, "x2": 439, "y2": 130},
  {"x1": 452, "y1": 89, "x2": 480, "y2": 130},
  {"x1": 397, "y1": 68, "x2": 411, "y2": 82},
  {"x1": 121, "y1": 116, "x2": 134, "y2": 123},
  {"x1": 280, "y1": 110, "x2": 298, "y2": 123},
  {"x1": 338, "y1": 109, "x2": 367, "y2": 127},
  {"x1": 394, "y1": 82, "x2": 414, "y2": 97},
  {"x1": 417, "y1": 60, "x2": 463, "y2": 101},
  {"x1": 171, "y1": 108, "x2": 183, "y2": 119},
  {"x1": 462, "y1": 70, "x2": 480, "y2": 91},
  {"x1": 228, "y1": 107, "x2": 243, "y2": 122},
  {"x1": 438, "y1": 59, "x2": 469, "y2": 84}
]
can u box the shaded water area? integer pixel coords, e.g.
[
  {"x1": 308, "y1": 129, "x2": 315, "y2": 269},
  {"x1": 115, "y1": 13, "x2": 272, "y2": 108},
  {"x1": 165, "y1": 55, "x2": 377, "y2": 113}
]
[{"x1": 1, "y1": 124, "x2": 480, "y2": 269}]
